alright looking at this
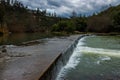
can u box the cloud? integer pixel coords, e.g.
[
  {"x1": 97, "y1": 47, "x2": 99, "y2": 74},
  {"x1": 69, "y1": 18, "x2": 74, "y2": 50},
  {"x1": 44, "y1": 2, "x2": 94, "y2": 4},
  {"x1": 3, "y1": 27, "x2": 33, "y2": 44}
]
[{"x1": 17, "y1": 0, "x2": 120, "y2": 17}]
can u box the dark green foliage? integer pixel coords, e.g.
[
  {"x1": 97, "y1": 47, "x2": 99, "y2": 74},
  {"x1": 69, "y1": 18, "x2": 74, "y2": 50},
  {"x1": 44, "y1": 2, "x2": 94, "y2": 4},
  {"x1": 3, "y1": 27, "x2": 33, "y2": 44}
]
[
  {"x1": 65, "y1": 21, "x2": 75, "y2": 33},
  {"x1": 98, "y1": 5, "x2": 120, "y2": 17},
  {"x1": 51, "y1": 20, "x2": 75, "y2": 33},
  {"x1": 74, "y1": 17, "x2": 87, "y2": 32},
  {"x1": 51, "y1": 24, "x2": 58, "y2": 31},
  {"x1": 51, "y1": 15, "x2": 87, "y2": 33},
  {"x1": 113, "y1": 11, "x2": 120, "y2": 32},
  {"x1": 113, "y1": 12, "x2": 120, "y2": 25},
  {"x1": 0, "y1": 0, "x2": 120, "y2": 33},
  {"x1": 58, "y1": 21, "x2": 68, "y2": 31},
  {"x1": 51, "y1": 21, "x2": 67, "y2": 32},
  {"x1": 0, "y1": 4, "x2": 5, "y2": 25}
]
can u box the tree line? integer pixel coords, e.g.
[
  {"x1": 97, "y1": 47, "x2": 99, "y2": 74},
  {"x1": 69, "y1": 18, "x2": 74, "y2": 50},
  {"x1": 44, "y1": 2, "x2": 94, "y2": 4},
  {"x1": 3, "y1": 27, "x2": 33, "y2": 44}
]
[
  {"x1": 52, "y1": 5, "x2": 120, "y2": 33},
  {"x1": 0, "y1": 0, "x2": 61, "y2": 33},
  {"x1": 0, "y1": 0, "x2": 120, "y2": 34}
]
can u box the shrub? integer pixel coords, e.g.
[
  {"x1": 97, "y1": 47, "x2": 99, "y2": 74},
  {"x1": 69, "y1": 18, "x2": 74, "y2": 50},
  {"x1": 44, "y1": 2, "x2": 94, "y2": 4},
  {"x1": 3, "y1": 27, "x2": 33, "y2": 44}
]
[
  {"x1": 75, "y1": 18, "x2": 87, "y2": 32},
  {"x1": 51, "y1": 20, "x2": 75, "y2": 33}
]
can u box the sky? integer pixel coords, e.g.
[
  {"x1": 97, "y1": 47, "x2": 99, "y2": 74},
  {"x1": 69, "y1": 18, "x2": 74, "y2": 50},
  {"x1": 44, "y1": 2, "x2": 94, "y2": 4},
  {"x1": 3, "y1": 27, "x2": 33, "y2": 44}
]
[{"x1": 17, "y1": 0, "x2": 120, "y2": 17}]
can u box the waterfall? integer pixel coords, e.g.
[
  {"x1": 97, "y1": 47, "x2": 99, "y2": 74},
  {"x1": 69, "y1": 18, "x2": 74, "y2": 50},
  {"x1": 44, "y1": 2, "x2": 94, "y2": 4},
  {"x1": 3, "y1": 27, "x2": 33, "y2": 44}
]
[
  {"x1": 55, "y1": 35, "x2": 120, "y2": 80},
  {"x1": 39, "y1": 35, "x2": 89, "y2": 80},
  {"x1": 56, "y1": 36, "x2": 86, "y2": 80}
]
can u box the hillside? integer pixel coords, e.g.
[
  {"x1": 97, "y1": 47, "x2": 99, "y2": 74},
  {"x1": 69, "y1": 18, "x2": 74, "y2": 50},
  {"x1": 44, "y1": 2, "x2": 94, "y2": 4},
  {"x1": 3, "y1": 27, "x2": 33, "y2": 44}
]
[
  {"x1": 0, "y1": 0, "x2": 120, "y2": 34},
  {"x1": 0, "y1": 0, "x2": 61, "y2": 33},
  {"x1": 99, "y1": 5, "x2": 120, "y2": 17},
  {"x1": 87, "y1": 5, "x2": 120, "y2": 33}
]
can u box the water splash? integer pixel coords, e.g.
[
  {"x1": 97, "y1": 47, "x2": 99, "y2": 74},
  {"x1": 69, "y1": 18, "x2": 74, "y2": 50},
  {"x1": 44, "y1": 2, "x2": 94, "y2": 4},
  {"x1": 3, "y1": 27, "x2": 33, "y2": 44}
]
[
  {"x1": 56, "y1": 36, "x2": 120, "y2": 80},
  {"x1": 80, "y1": 47, "x2": 120, "y2": 57},
  {"x1": 56, "y1": 37, "x2": 86, "y2": 80},
  {"x1": 96, "y1": 56, "x2": 111, "y2": 64}
]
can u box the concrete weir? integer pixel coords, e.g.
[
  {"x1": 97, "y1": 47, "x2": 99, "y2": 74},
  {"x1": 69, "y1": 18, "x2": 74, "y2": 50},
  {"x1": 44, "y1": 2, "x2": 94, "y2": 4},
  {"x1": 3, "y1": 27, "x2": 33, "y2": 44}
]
[
  {"x1": 0, "y1": 34, "x2": 87, "y2": 80},
  {"x1": 40, "y1": 35, "x2": 86, "y2": 80}
]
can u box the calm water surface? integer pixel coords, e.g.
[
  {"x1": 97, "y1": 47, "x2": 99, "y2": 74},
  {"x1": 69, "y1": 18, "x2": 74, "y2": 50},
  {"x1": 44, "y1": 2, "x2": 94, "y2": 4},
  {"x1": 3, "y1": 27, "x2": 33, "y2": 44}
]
[
  {"x1": 56, "y1": 35, "x2": 120, "y2": 80},
  {"x1": 0, "y1": 33, "x2": 53, "y2": 45}
]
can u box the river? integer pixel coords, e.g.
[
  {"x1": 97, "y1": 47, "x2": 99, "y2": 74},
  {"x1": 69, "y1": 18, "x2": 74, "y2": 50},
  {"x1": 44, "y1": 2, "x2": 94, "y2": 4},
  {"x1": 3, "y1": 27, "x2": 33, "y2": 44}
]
[
  {"x1": 56, "y1": 35, "x2": 120, "y2": 80},
  {"x1": 0, "y1": 33, "x2": 53, "y2": 45}
]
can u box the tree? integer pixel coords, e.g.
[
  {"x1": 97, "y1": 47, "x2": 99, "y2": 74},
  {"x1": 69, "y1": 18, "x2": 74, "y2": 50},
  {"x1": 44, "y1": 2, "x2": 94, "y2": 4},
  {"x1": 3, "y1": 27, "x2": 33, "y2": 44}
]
[
  {"x1": 0, "y1": 4, "x2": 5, "y2": 26},
  {"x1": 7, "y1": 0, "x2": 10, "y2": 5},
  {"x1": 75, "y1": 18, "x2": 87, "y2": 32},
  {"x1": 113, "y1": 12, "x2": 120, "y2": 25},
  {"x1": 70, "y1": 10, "x2": 77, "y2": 18},
  {"x1": 87, "y1": 16, "x2": 112, "y2": 32},
  {"x1": 51, "y1": 20, "x2": 75, "y2": 33},
  {"x1": 65, "y1": 21, "x2": 75, "y2": 33},
  {"x1": 113, "y1": 11, "x2": 120, "y2": 32}
]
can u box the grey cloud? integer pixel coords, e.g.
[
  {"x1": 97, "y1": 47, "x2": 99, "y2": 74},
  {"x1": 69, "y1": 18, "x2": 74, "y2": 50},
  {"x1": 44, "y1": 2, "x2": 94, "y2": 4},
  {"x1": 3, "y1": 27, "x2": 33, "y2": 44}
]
[
  {"x1": 47, "y1": 0, "x2": 61, "y2": 7},
  {"x1": 18, "y1": 0, "x2": 120, "y2": 17}
]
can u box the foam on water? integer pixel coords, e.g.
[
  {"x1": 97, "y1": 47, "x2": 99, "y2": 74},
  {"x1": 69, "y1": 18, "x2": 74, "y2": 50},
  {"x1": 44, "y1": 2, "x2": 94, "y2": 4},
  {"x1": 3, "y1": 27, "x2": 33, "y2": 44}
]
[
  {"x1": 64, "y1": 37, "x2": 86, "y2": 69},
  {"x1": 56, "y1": 36, "x2": 120, "y2": 80},
  {"x1": 96, "y1": 56, "x2": 111, "y2": 64},
  {"x1": 56, "y1": 37, "x2": 86, "y2": 80},
  {"x1": 80, "y1": 46, "x2": 120, "y2": 57}
]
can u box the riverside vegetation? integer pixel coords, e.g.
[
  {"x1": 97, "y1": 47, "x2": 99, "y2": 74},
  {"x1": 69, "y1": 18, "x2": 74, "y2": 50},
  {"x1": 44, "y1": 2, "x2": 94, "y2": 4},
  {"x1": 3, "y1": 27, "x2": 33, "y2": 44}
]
[{"x1": 0, "y1": 0, "x2": 120, "y2": 35}]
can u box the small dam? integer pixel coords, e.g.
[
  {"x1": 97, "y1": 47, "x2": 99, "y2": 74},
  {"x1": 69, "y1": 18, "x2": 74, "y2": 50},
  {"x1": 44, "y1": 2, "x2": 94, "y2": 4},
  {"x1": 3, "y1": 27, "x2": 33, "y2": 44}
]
[
  {"x1": 53, "y1": 35, "x2": 120, "y2": 80},
  {"x1": 39, "y1": 34, "x2": 88, "y2": 80},
  {"x1": 0, "y1": 34, "x2": 88, "y2": 80},
  {"x1": 1, "y1": 34, "x2": 119, "y2": 80}
]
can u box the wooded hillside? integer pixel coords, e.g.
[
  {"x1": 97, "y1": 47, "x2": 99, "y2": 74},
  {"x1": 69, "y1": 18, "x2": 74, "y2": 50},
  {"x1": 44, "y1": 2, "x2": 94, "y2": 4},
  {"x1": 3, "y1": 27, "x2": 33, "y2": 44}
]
[
  {"x1": 87, "y1": 5, "x2": 120, "y2": 32},
  {"x1": 0, "y1": 0, "x2": 120, "y2": 34},
  {"x1": 0, "y1": 0, "x2": 61, "y2": 33}
]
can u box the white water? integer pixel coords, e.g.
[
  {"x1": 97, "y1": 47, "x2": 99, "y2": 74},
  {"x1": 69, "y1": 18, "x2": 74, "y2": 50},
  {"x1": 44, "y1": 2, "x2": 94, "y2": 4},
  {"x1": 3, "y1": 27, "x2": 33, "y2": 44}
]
[
  {"x1": 96, "y1": 56, "x2": 111, "y2": 64},
  {"x1": 80, "y1": 47, "x2": 120, "y2": 57},
  {"x1": 56, "y1": 36, "x2": 120, "y2": 80},
  {"x1": 56, "y1": 37, "x2": 86, "y2": 80}
]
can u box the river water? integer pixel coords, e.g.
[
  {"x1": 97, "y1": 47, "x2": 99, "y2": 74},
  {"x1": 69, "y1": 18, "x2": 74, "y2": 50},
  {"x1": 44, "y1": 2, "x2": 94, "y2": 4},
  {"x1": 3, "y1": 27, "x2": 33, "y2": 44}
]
[
  {"x1": 56, "y1": 35, "x2": 120, "y2": 80},
  {"x1": 0, "y1": 33, "x2": 53, "y2": 45}
]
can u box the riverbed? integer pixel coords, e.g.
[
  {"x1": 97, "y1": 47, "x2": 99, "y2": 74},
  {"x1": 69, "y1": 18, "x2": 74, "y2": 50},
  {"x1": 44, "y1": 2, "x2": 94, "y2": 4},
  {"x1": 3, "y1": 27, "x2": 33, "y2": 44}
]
[{"x1": 56, "y1": 35, "x2": 120, "y2": 80}]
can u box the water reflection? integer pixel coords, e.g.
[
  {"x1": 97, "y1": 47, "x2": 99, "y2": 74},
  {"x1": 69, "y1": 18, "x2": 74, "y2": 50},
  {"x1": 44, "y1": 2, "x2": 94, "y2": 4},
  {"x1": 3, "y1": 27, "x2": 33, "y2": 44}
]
[
  {"x1": 0, "y1": 34, "x2": 9, "y2": 45},
  {"x1": 0, "y1": 33, "x2": 52, "y2": 45}
]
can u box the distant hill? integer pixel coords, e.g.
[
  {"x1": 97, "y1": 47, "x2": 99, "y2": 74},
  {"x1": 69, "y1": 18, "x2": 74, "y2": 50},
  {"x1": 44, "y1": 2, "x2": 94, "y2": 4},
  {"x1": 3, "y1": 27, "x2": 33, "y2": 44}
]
[
  {"x1": 87, "y1": 5, "x2": 120, "y2": 33},
  {"x1": 0, "y1": 0, "x2": 61, "y2": 33},
  {"x1": 0, "y1": 0, "x2": 119, "y2": 34},
  {"x1": 98, "y1": 5, "x2": 120, "y2": 17}
]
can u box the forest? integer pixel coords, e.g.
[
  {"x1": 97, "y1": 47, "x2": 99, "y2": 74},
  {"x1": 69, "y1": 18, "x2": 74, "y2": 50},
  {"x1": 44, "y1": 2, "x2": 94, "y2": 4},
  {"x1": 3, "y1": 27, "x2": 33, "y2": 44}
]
[{"x1": 0, "y1": 0, "x2": 120, "y2": 34}]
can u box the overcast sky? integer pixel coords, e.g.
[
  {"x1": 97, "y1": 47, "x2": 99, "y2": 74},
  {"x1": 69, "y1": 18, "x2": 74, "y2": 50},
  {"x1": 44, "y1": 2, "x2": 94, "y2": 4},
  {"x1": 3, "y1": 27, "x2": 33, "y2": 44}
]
[{"x1": 17, "y1": 0, "x2": 120, "y2": 17}]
